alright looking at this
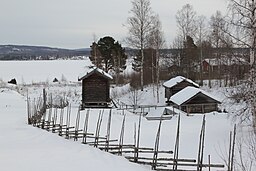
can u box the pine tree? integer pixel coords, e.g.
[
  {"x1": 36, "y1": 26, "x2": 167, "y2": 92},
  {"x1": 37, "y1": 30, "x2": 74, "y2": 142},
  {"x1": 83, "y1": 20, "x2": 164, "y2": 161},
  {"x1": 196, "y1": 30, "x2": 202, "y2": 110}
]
[
  {"x1": 89, "y1": 36, "x2": 127, "y2": 84},
  {"x1": 89, "y1": 42, "x2": 102, "y2": 68},
  {"x1": 181, "y1": 36, "x2": 198, "y2": 79}
]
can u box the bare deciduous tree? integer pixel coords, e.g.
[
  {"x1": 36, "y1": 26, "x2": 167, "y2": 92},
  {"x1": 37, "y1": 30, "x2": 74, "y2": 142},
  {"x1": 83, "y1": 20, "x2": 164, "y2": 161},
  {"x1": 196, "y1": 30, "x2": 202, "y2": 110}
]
[
  {"x1": 195, "y1": 15, "x2": 207, "y2": 85},
  {"x1": 227, "y1": 0, "x2": 256, "y2": 64},
  {"x1": 175, "y1": 4, "x2": 198, "y2": 79},
  {"x1": 128, "y1": 87, "x2": 144, "y2": 111},
  {"x1": 176, "y1": 4, "x2": 197, "y2": 41},
  {"x1": 209, "y1": 11, "x2": 229, "y2": 87},
  {"x1": 126, "y1": 0, "x2": 155, "y2": 91},
  {"x1": 148, "y1": 15, "x2": 165, "y2": 103},
  {"x1": 225, "y1": 0, "x2": 256, "y2": 130},
  {"x1": 235, "y1": 130, "x2": 256, "y2": 171}
]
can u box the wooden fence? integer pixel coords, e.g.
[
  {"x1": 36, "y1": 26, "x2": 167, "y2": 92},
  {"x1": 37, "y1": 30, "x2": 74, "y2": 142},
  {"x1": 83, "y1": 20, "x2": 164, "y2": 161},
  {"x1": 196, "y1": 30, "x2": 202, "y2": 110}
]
[{"x1": 26, "y1": 89, "x2": 234, "y2": 171}]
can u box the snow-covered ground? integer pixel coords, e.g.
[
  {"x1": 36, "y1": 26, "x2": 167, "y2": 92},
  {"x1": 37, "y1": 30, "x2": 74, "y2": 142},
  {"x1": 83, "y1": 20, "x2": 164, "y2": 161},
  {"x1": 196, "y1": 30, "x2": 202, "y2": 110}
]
[
  {"x1": 0, "y1": 88, "x2": 150, "y2": 171},
  {"x1": 0, "y1": 60, "x2": 247, "y2": 171},
  {"x1": 0, "y1": 59, "x2": 92, "y2": 84}
]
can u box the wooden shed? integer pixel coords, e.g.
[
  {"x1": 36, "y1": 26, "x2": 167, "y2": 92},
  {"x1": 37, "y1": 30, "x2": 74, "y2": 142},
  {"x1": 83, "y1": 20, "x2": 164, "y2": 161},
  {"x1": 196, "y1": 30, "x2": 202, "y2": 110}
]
[
  {"x1": 169, "y1": 86, "x2": 221, "y2": 114},
  {"x1": 163, "y1": 76, "x2": 199, "y2": 103},
  {"x1": 78, "y1": 67, "x2": 113, "y2": 108}
]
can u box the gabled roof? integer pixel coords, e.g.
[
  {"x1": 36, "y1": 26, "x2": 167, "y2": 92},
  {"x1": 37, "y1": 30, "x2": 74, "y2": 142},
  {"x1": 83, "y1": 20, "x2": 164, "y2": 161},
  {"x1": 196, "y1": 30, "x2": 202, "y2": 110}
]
[
  {"x1": 163, "y1": 76, "x2": 199, "y2": 88},
  {"x1": 78, "y1": 66, "x2": 113, "y2": 81},
  {"x1": 169, "y1": 86, "x2": 221, "y2": 106}
]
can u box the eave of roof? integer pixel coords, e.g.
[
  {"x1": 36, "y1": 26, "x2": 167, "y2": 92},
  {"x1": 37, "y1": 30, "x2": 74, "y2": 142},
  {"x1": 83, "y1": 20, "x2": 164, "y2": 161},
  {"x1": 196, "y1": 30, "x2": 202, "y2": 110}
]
[
  {"x1": 169, "y1": 86, "x2": 221, "y2": 106},
  {"x1": 78, "y1": 66, "x2": 113, "y2": 81},
  {"x1": 163, "y1": 76, "x2": 199, "y2": 88}
]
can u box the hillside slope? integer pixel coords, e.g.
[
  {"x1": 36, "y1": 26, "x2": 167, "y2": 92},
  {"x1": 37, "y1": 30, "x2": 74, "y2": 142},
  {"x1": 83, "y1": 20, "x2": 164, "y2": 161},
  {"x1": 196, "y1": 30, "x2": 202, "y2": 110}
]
[{"x1": 0, "y1": 89, "x2": 149, "y2": 171}]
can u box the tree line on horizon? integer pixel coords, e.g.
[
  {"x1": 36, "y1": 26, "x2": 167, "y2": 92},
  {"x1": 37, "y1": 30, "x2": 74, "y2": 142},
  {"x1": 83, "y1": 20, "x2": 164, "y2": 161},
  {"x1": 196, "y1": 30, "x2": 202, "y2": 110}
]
[{"x1": 89, "y1": 0, "x2": 251, "y2": 88}]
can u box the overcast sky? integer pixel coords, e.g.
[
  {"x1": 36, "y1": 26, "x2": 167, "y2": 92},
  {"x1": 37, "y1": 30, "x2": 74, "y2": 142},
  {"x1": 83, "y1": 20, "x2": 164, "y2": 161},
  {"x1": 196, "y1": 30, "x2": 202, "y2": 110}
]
[{"x1": 0, "y1": 0, "x2": 228, "y2": 49}]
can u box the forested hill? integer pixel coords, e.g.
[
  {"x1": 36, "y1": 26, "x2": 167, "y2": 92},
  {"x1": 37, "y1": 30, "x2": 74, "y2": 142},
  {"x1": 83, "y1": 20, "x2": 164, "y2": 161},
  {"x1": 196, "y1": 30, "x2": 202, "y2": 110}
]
[
  {"x1": 0, "y1": 45, "x2": 250, "y2": 61},
  {"x1": 0, "y1": 45, "x2": 90, "y2": 60}
]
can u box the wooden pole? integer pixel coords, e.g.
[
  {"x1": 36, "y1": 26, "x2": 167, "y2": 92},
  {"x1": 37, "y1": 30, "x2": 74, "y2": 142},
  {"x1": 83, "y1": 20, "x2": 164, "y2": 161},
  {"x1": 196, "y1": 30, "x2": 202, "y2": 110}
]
[
  {"x1": 105, "y1": 109, "x2": 112, "y2": 152},
  {"x1": 134, "y1": 123, "x2": 137, "y2": 162},
  {"x1": 197, "y1": 115, "x2": 206, "y2": 171},
  {"x1": 152, "y1": 117, "x2": 163, "y2": 170},
  {"x1": 118, "y1": 114, "x2": 126, "y2": 155},
  {"x1": 208, "y1": 155, "x2": 211, "y2": 171},
  {"x1": 197, "y1": 116, "x2": 203, "y2": 171},
  {"x1": 135, "y1": 113, "x2": 142, "y2": 162},
  {"x1": 42, "y1": 88, "x2": 47, "y2": 113},
  {"x1": 65, "y1": 104, "x2": 71, "y2": 139},
  {"x1": 228, "y1": 131, "x2": 232, "y2": 171},
  {"x1": 82, "y1": 109, "x2": 90, "y2": 144},
  {"x1": 41, "y1": 103, "x2": 47, "y2": 129},
  {"x1": 200, "y1": 115, "x2": 206, "y2": 171},
  {"x1": 230, "y1": 124, "x2": 236, "y2": 171},
  {"x1": 46, "y1": 105, "x2": 52, "y2": 131},
  {"x1": 173, "y1": 114, "x2": 181, "y2": 171},
  {"x1": 59, "y1": 107, "x2": 64, "y2": 136},
  {"x1": 94, "y1": 110, "x2": 103, "y2": 147},
  {"x1": 26, "y1": 92, "x2": 31, "y2": 124},
  {"x1": 52, "y1": 108, "x2": 58, "y2": 133},
  {"x1": 74, "y1": 108, "x2": 81, "y2": 141}
]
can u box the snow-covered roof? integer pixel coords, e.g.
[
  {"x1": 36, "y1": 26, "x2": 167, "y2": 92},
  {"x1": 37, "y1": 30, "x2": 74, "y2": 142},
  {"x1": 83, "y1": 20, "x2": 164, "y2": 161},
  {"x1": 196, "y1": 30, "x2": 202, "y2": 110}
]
[
  {"x1": 169, "y1": 86, "x2": 221, "y2": 106},
  {"x1": 163, "y1": 76, "x2": 199, "y2": 88},
  {"x1": 145, "y1": 106, "x2": 186, "y2": 120},
  {"x1": 78, "y1": 66, "x2": 113, "y2": 81}
]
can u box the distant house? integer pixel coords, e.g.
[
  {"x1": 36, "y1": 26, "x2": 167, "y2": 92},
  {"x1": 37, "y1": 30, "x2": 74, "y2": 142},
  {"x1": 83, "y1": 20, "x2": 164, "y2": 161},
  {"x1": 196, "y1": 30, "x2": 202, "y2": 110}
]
[
  {"x1": 169, "y1": 86, "x2": 221, "y2": 114},
  {"x1": 163, "y1": 76, "x2": 199, "y2": 103},
  {"x1": 78, "y1": 66, "x2": 113, "y2": 108},
  {"x1": 202, "y1": 57, "x2": 249, "y2": 79}
]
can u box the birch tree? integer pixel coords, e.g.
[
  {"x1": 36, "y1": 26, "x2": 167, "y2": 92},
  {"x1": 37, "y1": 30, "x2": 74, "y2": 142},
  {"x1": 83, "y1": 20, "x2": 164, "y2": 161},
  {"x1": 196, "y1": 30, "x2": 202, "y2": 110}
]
[
  {"x1": 176, "y1": 4, "x2": 197, "y2": 41},
  {"x1": 126, "y1": 0, "x2": 155, "y2": 90},
  {"x1": 227, "y1": 0, "x2": 256, "y2": 65},
  {"x1": 175, "y1": 4, "x2": 198, "y2": 78},
  {"x1": 209, "y1": 11, "x2": 227, "y2": 87},
  {"x1": 226, "y1": 0, "x2": 256, "y2": 129},
  {"x1": 148, "y1": 15, "x2": 165, "y2": 103},
  {"x1": 90, "y1": 42, "x2": 102, "y2": 68},
  {"x1": 196, "y1": 15, "x2": 207, "y2": 85}
]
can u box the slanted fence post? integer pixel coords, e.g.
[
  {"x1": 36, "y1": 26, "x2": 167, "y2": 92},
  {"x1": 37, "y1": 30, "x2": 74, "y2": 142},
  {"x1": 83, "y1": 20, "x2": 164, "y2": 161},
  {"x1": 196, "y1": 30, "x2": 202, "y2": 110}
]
[
  {"x1": 152, "y1": 117, "x2": 163, "y2": 170},
  {"x1": 197, "y1": 115, "x2": 206, "y2": 171},
  {"x1": 173, "y1": 114, "x2": 181, "y2": 171}
]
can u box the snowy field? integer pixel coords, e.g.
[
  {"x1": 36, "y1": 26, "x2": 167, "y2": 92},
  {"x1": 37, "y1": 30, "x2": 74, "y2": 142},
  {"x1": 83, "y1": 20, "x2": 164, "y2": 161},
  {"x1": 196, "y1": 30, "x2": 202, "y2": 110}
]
[
  {"x1": 0, "y1": 60, "x2": 245, "y2": 171},
  {"x1": 0, "y1": 59, "x2": 92, "y2": 84},
  {"x1": 0, "y1": 89, "x2": 149, "y2": 171}
]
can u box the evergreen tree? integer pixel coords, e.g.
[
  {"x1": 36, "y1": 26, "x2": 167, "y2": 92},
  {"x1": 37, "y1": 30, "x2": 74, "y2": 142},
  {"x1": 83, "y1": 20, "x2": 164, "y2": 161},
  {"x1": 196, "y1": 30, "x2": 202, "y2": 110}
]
[
  {"x1": 89, "y1": 42, "x2": 102, "y2": 68},
  {"x1": 112, "y1": 41, "x2": 127, "y2": 84},
  {"x1": 132, "y1": 48, "x2": 156, "y2": 85},
  {"x1": 89, "y1": 36, "x2": 127, "y2": 83},
  {"x1": 132, "y1": 50, "x2": 142, "y2": 73},
  {"x1": 181, "y1": 36, "x2": 198, "y2": 79},
  {"x1": 97, "y1": 36, "x2": 116, "y2": 72}
]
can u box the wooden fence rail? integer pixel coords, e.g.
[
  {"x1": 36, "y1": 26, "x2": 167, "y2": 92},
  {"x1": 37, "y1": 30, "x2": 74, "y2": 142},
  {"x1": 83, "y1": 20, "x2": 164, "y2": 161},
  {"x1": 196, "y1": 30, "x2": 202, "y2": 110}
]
[{"x1": 26, "y1": 89, "x2": 227, "y2": 171}]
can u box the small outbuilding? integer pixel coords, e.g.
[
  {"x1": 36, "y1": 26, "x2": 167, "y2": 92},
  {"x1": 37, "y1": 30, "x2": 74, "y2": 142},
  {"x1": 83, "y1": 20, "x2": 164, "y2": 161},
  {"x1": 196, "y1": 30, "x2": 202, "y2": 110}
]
[
  {"x1": 169, "y1": 86, "x2": 221, "y2": 114},
  {"x1": 78, "y1": 66, "x2": 113, "y2": 108},
  {"x1": 8, "y1": 78, "x2": 17, "y2": 85},
  {"x1": 145, "y1": 106, "x2": 185, "y2": 121},
  {"x1": 163, "y1": 76, "x2": 199, "y2": 103}
]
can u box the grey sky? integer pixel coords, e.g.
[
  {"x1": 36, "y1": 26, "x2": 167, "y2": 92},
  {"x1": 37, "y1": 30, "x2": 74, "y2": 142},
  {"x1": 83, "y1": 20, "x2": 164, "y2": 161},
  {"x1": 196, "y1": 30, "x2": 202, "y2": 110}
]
[{"x1": 0, "y1": 0, "x2": 228, "y2": 49}]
